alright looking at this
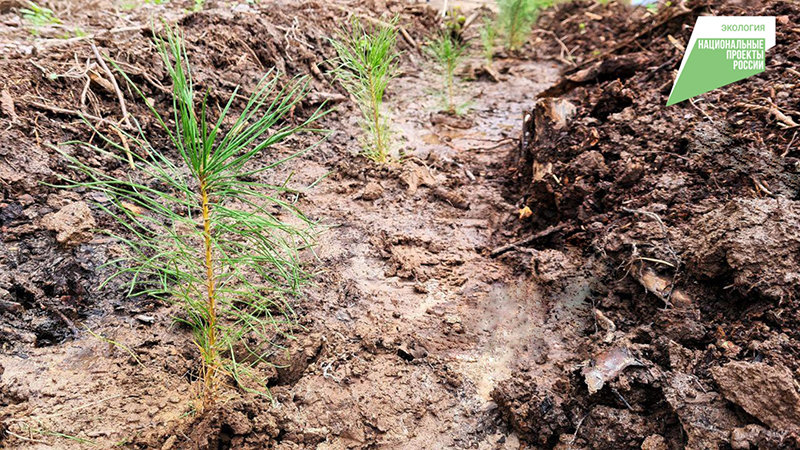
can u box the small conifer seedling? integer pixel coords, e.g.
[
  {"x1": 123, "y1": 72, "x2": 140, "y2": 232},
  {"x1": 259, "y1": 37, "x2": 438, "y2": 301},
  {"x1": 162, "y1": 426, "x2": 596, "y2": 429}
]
[
  {"x1": 56, "y1": 26, "x2": 325, "y2": 408},
  {"x1": 330, "y1": 17, "x2": 400, "y2": 163},
  {"x1": 426, "y1": 31, "x2": 466, "y2": 114},
  {"x1": 20, "y1": 1, "x2": 60, "y2": 34},
  {"x1": 480, "y1": 18, "x2": 497, "y2": 65},
  {"x1": 497, "y1": 0, "x2": 549, "y2": 51}
]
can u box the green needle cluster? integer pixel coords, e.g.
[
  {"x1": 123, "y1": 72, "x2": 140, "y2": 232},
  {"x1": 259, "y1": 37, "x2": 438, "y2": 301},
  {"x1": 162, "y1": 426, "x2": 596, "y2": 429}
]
[
  {"x1": 55, "y1": 25, "x2": 325, "y2": 408},
  {"x1": 497, "y1": 0, "x2": 550, "y2": 51},
  {"x1": 330, "y1": 17, "x2": 400, "y2": 163},
  {"x1": 426, "y1": 31, "x2": 466, "y2": 114}
]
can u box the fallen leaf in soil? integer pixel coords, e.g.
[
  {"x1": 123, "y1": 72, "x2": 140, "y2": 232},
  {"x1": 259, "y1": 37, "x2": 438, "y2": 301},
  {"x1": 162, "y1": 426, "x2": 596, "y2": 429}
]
[
  {"x1": 583, "y1": 347, "x2": 643, "y2": 394},
  {"x1": 135, "y1": 314, "x2": 155, "y2": 325},
  {"x1": 518, "y1": 206, "x2": 533, "y2": 219},
  {"x1": 121, "y1": 201, "x2": 144, "y2": 215},
  {"x1": 88, "y1": 71, "x2": 116, "y2": 94},
  {"x1": 636, "y1": 268, "x2": 691, "y2": 307}
]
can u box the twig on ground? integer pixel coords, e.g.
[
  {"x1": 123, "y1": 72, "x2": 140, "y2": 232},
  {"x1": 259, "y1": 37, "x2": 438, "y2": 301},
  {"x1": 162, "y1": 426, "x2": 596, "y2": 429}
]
[
  {"x1": 752, "y1": 175, "x2": 777, "y2": 197},
  {"x1": 112, "y1": 60, "x2": 172, "y2": 94},
  {"x1": 90, "y1": 42, "x2": 132, "y2": 129},
  {"x1": 490, "y1": 223, "x2": 567, "y2": 257},
  {"x1": 613, "y1": 388, "x2": 633, "y2": 410},
  {"x1": 636, "y1": 256, "x2": 675, "y2": 268},
  {"x1": 693, "y1": 377, "x2": 707, "y2": 394},
  {"x1": 42, "y1": 304, "x2": 79, "y2": 337},
  {"x1": 689, "y1": 97, "x2": 714, "y2": 123},
  {"x1": 568, "y1": 413, "x2": 590, "y2": 448},
  {"x1": 736, "y1": 101, "x2": 799, "y2": 128},
  {"x1": 782, "y1": 130, "x2": 798, "y2": 158},
  {"x1": 533, "y1": 29, "x2": 575, "y2": 66},
  {"x1": 461, "y1": 164, "x2": 476, "y2": 181},
  {"x1": 471, "y1": 138, "x2": 514, "y2": 152},
  {"x1": 110, "y1": 124, "x2": 135, "y2": 169},
  {"x1": 23, "y1": 99, "x2": 105, "y2": 122},
  {"x1": 462, "y1": 10, "x2": 481, "y2": 30},
  {"x1": 79, "y1": 75, "x2": 91, "y2": 107},
  {"x1": 233, "y1": 37, "x2": 264, "y2": 69},
  {"x1": 642, "y1": 56, "x2": 678, "y2": 82},
  {"x1": 398, "y1": 26, "x2": 418, "y2": 50}
]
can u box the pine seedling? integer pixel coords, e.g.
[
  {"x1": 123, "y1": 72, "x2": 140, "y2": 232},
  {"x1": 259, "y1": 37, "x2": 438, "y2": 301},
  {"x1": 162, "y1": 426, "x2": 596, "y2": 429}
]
[
  {"x1": 20, "y1": 1, "x2": 60, "y2": 35},
  {"x1": 480, "y1": 18, "x2": 497, "y2": 65},
  {"x1": 330, "y1": 17, "x2": 399, "y2": 163},
  {"x1": 426, "y1": 31, "x2": 466, "y2": 114},
  {"x1": 55, "y1": 26, "x2": 325, "y2": 408},
  {"x1": 497, "y1": 0, "x2": 549, "y2": 51}
]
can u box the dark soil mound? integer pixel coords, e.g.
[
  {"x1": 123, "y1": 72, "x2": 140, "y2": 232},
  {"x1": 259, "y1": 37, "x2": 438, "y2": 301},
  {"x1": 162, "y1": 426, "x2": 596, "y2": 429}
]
[{"x1": 496, "y1": 0, "x2": 800, "y2": 448}]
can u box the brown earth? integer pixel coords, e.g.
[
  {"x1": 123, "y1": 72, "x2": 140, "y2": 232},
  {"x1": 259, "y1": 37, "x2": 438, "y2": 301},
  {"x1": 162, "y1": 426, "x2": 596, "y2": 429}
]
[
  {"x1": 1, "y1": 0, "x2": 800, "y2": 449},
  {"x1": 499, "y1": 0, "x2": 800, "y2": 448}
]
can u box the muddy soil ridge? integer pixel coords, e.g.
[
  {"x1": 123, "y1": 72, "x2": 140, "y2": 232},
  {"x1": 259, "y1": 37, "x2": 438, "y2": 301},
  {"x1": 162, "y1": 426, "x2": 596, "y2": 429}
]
[{"x1": 497, "y1": 0, "x2": 800, "y2": 448}]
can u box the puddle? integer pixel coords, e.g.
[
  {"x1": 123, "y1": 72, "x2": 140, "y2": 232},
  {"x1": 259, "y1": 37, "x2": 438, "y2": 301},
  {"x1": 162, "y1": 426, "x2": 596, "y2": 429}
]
[{"x1": 454, "y1": 276, "x2": 591, "y2": 401}]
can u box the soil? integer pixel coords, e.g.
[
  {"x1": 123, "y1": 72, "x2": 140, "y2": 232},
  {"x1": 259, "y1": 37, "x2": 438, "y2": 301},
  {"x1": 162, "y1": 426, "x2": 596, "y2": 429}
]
[
  {"x1": 501, "y1": 0, "x2": 800, "y2": 448},
  {"x1": 0, "y1": 0, "x2": 799, "y2": 449}
]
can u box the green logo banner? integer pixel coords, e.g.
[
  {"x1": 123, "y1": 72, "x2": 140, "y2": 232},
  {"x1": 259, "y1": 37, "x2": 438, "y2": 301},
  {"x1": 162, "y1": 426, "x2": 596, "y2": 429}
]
[{"x1": 667, "y1": 17, "x2": 776, "y2": 106}]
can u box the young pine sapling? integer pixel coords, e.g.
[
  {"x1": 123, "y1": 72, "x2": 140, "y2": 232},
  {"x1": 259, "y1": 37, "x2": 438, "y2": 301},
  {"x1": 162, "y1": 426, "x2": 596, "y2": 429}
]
[
  {"x1": 426, "y1": 31, "x2": 466, "y2": 114},
  {"x1": 330, "y1": 17, "x2": 399, "y2": 163},
  {"x1": 480, "y1": 17, "x2": 497, "y2": 65},
  {"x1": 497, "y1": 0, "x2": 549, "y2": 51},
  {"x1": 56, "y1": 27, "x2": 325, "y2": 408},
  {"x1": 20, "y1": 1, "x2": 60, "y2": 34}
]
